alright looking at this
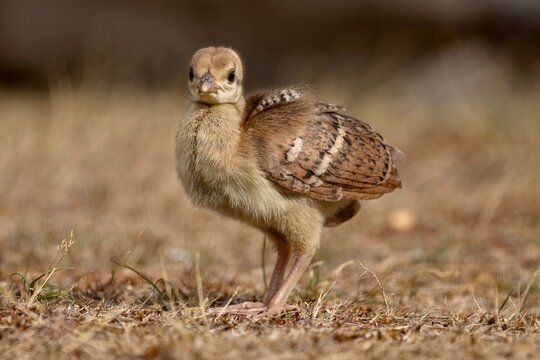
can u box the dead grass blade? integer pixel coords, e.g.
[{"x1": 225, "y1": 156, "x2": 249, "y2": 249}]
[
  {"x1": 11, "y1": 231, "x2": 76, "y2": 303},
  {"x1": 194, "y1": 252, "x2": 206, "y2": 314},
  {"x1": 357, "y1": 261, "x2": 390, "y2": 315},
  {"x1": 498, "y1": 289, "x2": 513, "y2": 314},
  {"x1": 475, "y1": 169, "x2": 516, "y2": 243},
  {"x1": 261, "y1": 235, "x2": 268, "y2": 293},
  {"x1": 215, "y1": 287, "x2": 240, "y2": 320},
  {"x1": 510, "y1": 268, "x2": 540, "y2": 321},
  {"x1": 110, "y1": 256, "x2": 167, "y2": 302}
]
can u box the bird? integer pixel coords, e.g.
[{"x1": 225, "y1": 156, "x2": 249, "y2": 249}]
[{"x1": 175, "y1": 46, "x2": 402, "y2": 315}]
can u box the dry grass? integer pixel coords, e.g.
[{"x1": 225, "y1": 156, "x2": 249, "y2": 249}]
[{"x1": 0, "y1": 63, "x2": 539, "y2": 359}]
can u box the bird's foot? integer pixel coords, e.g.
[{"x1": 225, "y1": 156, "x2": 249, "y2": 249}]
[
  {"x1": 262, "y1": 303, "x2": 299, "y2": 316},
  {"x1": 209, "y1": 301, "x2": 298, "y2": 316},
  {"x1": 209, "y1": 301, "x2": 266, "y2": 315}
]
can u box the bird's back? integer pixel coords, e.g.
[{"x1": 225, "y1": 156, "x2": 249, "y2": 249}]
[{"x1": 242, "y1": 89, "x2": 402, "y2": 203}]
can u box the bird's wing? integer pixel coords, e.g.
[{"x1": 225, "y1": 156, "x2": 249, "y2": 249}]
[{"x1": 244, "y1": 89, "x2": 402, "y2": 201}]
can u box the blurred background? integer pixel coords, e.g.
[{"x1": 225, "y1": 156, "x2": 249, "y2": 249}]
[
  {"x1": 0, "y1": 0, "x2": 539, "y2": 313},
  {"x1": 2, "y1": 0, "x2": 540, "y2": 88}
]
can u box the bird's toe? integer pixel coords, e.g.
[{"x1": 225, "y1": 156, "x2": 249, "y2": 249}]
[{"x1": 209, "y1": 301, "x2": 266, "y2": 315}]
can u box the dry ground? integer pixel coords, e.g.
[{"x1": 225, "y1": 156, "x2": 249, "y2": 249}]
[{"x1": 0, "y1": 65, "x2": 539, "y2": 359}]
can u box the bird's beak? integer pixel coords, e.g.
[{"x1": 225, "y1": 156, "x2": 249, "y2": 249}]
[{"x1": 197, "y1": 72, "x2": 219, "y2": 94}]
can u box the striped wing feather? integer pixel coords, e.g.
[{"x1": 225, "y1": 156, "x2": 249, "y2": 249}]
[{"x1": 244, "y1": 90, "x2": 402, "y2": 202}]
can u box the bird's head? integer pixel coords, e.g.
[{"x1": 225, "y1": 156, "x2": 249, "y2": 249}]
[{"x1": 187, "y1": 47, "x2": 244, "y2": 105}]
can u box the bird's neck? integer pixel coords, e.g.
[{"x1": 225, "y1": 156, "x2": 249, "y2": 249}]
[
  {"x1": 192, "y1": 96, "x2": 246, "y2": 120},
  {"x1": 194, "y1": 96, "x2": 245, "y2": 127},
  {"x1": 180, "y1": 97, "x2": 247, "y2": 172},
  {"x1": 210, "y1": 96, "x2": 246, "y2": 116}
]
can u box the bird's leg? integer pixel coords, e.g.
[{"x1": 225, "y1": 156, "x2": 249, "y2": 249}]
[
  {"x1": 208, "y1": 236, "x2": 291, "y2": 315},
  {"x1": 214, "y1": 246, "x2": 315, "y2": 315},
  {"x1": 263, "y1": 238, "x2": 291, "y2": 304},
  {"x1": 266, "y1": 246, "x2": 316, "y2": 313}
]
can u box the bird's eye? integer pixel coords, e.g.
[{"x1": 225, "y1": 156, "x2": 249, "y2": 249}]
[
  {"x1": 227, "y1": 70, "x2": 235, "y2": 83},
  {"x1": 188, "y1": 66, "x2": 194, "y2": 82}
]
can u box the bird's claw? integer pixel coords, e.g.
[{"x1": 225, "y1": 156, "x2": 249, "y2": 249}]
[{"x1": 208, "y1": 301, "x2": 298, "y2": 316}]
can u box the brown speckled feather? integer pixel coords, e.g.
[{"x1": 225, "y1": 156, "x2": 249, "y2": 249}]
[{"x1": 244, "y1": 89, "x2": 402, "y2": 202}]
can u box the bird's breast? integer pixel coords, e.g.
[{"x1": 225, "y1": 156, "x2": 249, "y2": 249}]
[{"x1": 175, "y1": 106, "x2": 288, "y2": 223}]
